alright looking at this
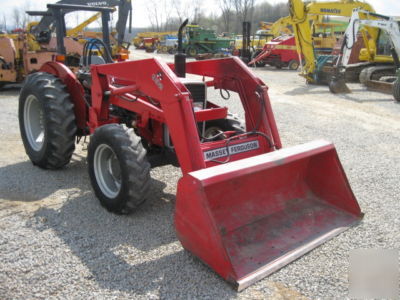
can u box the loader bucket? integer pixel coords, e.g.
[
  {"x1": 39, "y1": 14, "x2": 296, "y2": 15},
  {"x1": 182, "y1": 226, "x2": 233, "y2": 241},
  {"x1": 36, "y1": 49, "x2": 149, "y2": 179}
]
[{"x1": 175, "y1": 140, "x2": 362, "y2": 291}]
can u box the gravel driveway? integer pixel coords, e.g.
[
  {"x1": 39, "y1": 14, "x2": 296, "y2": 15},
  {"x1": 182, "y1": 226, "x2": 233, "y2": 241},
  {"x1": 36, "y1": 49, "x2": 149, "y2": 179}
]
[{"x1": 0, "y1": 50, "x2": 399, "y2": 299}]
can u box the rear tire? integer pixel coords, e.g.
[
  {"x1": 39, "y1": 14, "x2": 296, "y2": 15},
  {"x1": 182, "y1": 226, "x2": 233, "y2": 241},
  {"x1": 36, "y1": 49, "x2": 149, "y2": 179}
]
[
  {"x1": 204, "y1": 114, "x2": 245, "y2": 140},
  {"x1": 393, "y1": 79, "x2": 400, "y2": 102},
  {"x1": 288, "y1": 60, "x2": 299, "y2": 70},
  {"x1": 88, "y1": 124, "x2": 151, "y2": 214},
  {"x1": 18, "y1": 72, "x2": 76, "y2": 169}
]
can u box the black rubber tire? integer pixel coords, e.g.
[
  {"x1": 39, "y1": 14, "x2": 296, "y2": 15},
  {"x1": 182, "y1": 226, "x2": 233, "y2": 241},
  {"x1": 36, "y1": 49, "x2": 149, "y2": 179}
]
[
  {"x1": 288, "y1": 60, "x2": 299, "y2": 70},
  {"x1": 88, "y1": 124, "x2": 151, "y2": 214},
  {"x1": 393, "y1": 79, "x2": 400, "y2": 102},
  {"x1": 186, "y1": 46, "x2": 197, "y2": 57},
  {"x1": 204, "y1": 113, "x2": 245, "y2": 139},
  {"x1": 19, "y1": 72, "x2": 76, "y2": 169}
]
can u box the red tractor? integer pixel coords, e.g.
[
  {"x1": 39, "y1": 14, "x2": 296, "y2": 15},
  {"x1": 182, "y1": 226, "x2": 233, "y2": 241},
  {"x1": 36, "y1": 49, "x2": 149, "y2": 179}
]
[
  {"x1": 18, "y1": 16, "x2": 362, "y2": 290},
  {"x1": 249, "y1": 35, "x2": 303, "y2": 70}
]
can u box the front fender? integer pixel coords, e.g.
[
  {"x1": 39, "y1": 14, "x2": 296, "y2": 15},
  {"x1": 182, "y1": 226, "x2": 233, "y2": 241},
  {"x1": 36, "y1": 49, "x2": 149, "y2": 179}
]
[{"x1": 40, "y1": 62, "x2": 87, "y2": 133}]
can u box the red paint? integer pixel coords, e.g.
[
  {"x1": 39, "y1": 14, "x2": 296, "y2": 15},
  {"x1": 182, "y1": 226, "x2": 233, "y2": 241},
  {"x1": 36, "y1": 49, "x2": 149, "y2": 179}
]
[
  {"x1": 249, "y1": 35, "x2": 303, "y2": 68},
  {"x1": 39, "y1": 56, "x2": 362, "y2": 290}
]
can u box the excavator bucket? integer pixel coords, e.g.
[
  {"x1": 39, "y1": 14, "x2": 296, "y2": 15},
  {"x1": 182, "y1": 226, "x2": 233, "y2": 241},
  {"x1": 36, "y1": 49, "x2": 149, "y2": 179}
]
[
  {"x1": 329, "y1": 73, "x2": 351, "y2": 94},
  {"x1": 175, "y1": 140, "x2": 362, "y2": 291}
]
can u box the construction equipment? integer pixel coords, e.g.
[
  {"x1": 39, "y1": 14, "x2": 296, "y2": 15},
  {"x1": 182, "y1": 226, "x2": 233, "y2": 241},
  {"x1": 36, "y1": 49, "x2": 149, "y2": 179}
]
[
  {"x1": 157, "y1": 35, "x2": 178, "y2": 53},
  {"x1": 30, "y1": 0, "x2": 132, "y2": 56},
  {"x1": 289, "y1": 0, "x2": 376, "y2": 84},
  {"x1": 239, "y1": 22, "x2": 252, "y2": 63},
  {"x1": 249, "y1": 35, "x2": 302, "y2": 69},
  {"x1": 329, "y1": 9, "x2": 400, "y2": 101},
  {"x1": 0, "y1": 0, "x2": 131, "y2": 88},
  {"x1": 312, "y1": 23, "x2": 342, "y2": 54},
  {"x1": 132, "y1": 31, "x2": 177, "y2": 49},
  {"x1": 29, "y1": 0, "x2": 132, "y2": 49},
  {"x1": 65, "y1": 11, "x2": 126, "y2": 57},
  {"x1": 66, "y1": 12, "x2": 103, "y2": 37},
  {"x1": 236, "y1": 17, "x2": 294, "y2": 58},
  {"x1": 184, "y1": 24, "x2": 234, "y2": 57},
  {"x1": 259, "y1": 19, "x2": 293, "y2": 37},
  {"x1": 18, "y1": 17, "x2": 363, "y2": 291}
]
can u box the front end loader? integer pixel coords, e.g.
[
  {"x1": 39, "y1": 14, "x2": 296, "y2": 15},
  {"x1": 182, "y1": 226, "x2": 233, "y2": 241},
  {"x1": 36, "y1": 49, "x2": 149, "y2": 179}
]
[{"x1": 18, "y1": 17, "x2": 363, "y2": 290}]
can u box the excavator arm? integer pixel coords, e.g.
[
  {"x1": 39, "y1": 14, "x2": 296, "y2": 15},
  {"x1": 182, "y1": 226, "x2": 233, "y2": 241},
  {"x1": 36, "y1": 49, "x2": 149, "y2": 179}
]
[
  {"x1": 268, "y1": 16, "x2": 293, "y2": 37},
  {"x1": 66, "y1": 12, "x2": 103, "y2": 37},
  {"x1": 289, "y1": 0, "x2": 376, "y2": 83}
]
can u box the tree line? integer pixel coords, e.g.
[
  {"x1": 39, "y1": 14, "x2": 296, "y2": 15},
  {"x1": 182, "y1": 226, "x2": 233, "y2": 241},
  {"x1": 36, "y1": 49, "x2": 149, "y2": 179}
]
[
  {"x1": 146, "y1": 0, "x2": 289, "y2": 34},
  {"x1": 0, "y1": 0, "x2": 289, "y2": 35}
]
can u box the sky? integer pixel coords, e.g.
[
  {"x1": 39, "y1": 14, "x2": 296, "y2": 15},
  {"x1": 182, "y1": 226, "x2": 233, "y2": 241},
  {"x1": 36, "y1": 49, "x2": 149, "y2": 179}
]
[{"x1": 1, "y1": 0, "x2": 399, "y2": 28}]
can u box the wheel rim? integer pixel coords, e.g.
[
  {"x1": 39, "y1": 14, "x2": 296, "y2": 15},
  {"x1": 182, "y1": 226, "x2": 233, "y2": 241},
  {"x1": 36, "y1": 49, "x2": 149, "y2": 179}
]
[
  {"x1": 93, "y1": 144, "x2": 122, "y2": 198},
  {"x1": 290, "y1": 61, "x2": 299, "y2": 70},
  {"x1": 24, "y1": 95, "x2": 45, "y2": 151},
  {"x1": 204, "y1": 126, "x2": 225, "y2": 140},
  {"x1": 189, "y1": 48, "x2": 196, "y2": 56}
]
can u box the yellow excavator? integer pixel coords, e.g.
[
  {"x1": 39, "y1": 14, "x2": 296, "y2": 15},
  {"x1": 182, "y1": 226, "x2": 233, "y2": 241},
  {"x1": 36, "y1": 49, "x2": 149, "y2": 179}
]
[
  {"x1": 289, "y1": 0, "x2": 377, "y2": 84},
  {"x1": 260, "y1": 17, "x2": 293, "y2": 39},
  {"x1": 329, "y1": 8, "x2": 400, "y2": 100},
  {"x1": 67, "y1": 12, "x2": 103, "y2": 37}
]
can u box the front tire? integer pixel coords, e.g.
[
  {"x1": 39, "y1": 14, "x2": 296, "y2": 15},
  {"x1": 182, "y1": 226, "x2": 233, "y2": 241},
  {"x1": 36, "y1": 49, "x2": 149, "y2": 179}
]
[
  {"x1": 288, "y1": 60, "x2": 299, "y2": 70},
  {"x1": 19, "y1": 72, "x2": 76, "y2": 169},
  {"x1": 186, "y1": 46, "x2": 197, "y2": 57},
  {"x1": 88, "y1": 124, "x2": 151, "y2": 214}
]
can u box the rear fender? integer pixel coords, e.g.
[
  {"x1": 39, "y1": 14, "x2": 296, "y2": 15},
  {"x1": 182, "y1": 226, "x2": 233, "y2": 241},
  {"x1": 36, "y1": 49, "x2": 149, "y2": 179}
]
[{"x1": 40, "y1": 62, "x2": 87, "y2": 133}]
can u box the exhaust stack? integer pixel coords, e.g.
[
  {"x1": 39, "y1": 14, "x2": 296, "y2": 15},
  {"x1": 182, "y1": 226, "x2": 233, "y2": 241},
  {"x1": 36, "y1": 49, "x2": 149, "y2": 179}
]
[{"x1": 175, "y1": 19, "x2": 189, "y2": 78}]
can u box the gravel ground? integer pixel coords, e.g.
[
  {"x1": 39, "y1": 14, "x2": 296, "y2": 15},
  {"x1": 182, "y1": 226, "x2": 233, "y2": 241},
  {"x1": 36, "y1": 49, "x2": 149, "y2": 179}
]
[{"x1": 0, "y1": 49, "x2": 399, "y2": 299}]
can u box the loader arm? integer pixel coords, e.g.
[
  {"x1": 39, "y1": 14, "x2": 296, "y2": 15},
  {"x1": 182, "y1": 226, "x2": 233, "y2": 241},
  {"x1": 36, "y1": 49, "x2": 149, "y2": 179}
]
[
  {"x1": 18, "y1": 15, "x2": 366, "y2": 293},
  {"x1": 289, "y1": 0, "x2": 376, "y2": 83}
]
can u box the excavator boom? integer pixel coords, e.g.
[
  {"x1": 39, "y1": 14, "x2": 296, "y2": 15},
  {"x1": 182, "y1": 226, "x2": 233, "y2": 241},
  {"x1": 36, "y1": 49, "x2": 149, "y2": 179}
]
[{"x1": 289, "y1": 0, "x2": 376, "y2": 83}]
